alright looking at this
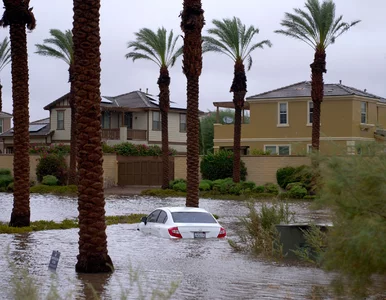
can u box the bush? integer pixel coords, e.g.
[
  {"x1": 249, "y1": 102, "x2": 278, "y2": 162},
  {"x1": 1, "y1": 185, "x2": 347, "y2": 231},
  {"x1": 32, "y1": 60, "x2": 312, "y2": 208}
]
[
  {"x1": 228, "y1": 183, "x2": 243, "y2": 195},
  {"x1": 253, "y1": 185, "x2": 265, "y2": 193},
  {"x1": 0, "y1": 174, "x2": 13, "y2": 188},
  {"x1": 199, "y1": 181, "x2": 211, "y2": 191},
  {"x1": 30, "y1": 144, "x2": 70, "y2": 155},
  {"x1": 200, "y1": 179, "x2": 213, "y2": 189},
  {"x1": 0, "y1": 168, "x2": 11, "y2": 176},
  {"x1": 42, "y1": 175, "x2": 58, "y2": 186},
  {"x1": 212, "y1": 178, "x2": 233, "y2": 193},
  {"x1": 112, "y1": 142, "x2": 177, "y2": 156},
  {"x1": 172, "y1": 182, "x2": 187, "y2": 192},
  {"x1": 241, "y1": 181, "x2": 256, "y2": 190},
  {"x1": 276, "y1": 166, "x2": 297, "y2": 189},
  {"x1": 288, "y1": 185, "x2": 308, "y2": 199},
  {"x1": 200, "y1": 150, "x2": 247, "y2": 181},
  {"x1": 169, "y1": 178, "x2": 186, "y2": 189},
  {"x1": 264, "y1": 183, "x2": 279, "y2": 195},
  {"x1": 285, "y1": 182, "x2": 303, "y2": 191},
  {"x1": 7, "y1": 182, "x2": 14, "y2": 192},
  {"x1": 36, "y1": 154, "x2": 67, "y2": 185}
]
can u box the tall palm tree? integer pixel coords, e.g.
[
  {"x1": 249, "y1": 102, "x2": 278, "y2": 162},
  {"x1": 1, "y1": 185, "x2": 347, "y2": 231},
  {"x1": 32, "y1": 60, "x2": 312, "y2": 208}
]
[
  {"x1": 126, "y1": 28, "x2": 182, "y2": 190},
  {"x1": 275, "y1": 0, "x2": 360, "y2": 151},
  {"x1": 180, "y1": 0, "x2": 204, "y2": 207},
  {"x1": 0, "y1": 36, "x2": 11, "y2": 112},
  {"x1": 73, "y1": 0, "x2": 113, "y2": 273},
  {"x1": 35, "y1": 29, "x2": 77, "y2": 185},
  {"x1": 203, "y1": 17, "x2": 271, "y2": 182},
  {"x1": 0, "y1": 0, "x2": 36, "y2": 227}
]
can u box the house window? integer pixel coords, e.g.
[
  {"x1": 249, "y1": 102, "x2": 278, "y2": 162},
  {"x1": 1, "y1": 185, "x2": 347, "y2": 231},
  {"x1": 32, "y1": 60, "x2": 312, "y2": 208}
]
[
  {"x1": 57, "y1": 111, "x2": 64, "y2": 130},
  {"x1": 124, "y1": 112, "x2": 133, "y2": 129},
  {"x1": 278, "y1": 102, "x2": 288, "y2": 125},
  {"x1": 264, "y1": 145, "x2": 291, "y2": 155},
  {"x1": 180, "y1": 114, "x2": 186, "y2": 132},
  {"x1": 307, "y1": 144, "x2": 313, "y2": 154},
  {"x1": 361, "y1": 102, "x2": 367, "y2": 124},
  {"x1": 101, "y1": 111, "x2": 110, "y2": 129},
  {"x1": 0, "y1": 119, "x2": 3, "y2": 133},
  {"x1": 308, "y1": 101, "x2": 313, "y2": 124},
  {"x1": 152, "y1": 111, "x2": 161, "y2": 131}
]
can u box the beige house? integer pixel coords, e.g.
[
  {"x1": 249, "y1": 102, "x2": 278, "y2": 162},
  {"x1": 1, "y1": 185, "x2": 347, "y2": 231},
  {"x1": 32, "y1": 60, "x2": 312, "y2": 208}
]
[
  {"x1": 213, "y1": 81, "x2": 386, "y2": 155},
  {"x1": 0, "y1": 90, "x2": 189, "y2": 153},
  {"x1": 0, "y1": 111, "x2": 12, "y2": 153}
]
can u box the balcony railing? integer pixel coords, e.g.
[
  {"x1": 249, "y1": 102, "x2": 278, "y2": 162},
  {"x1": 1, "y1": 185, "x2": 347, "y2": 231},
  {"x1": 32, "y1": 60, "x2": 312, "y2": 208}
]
[
  {"x1": 102, "y1": 128, "x2": 147, "y2": 141},
  {"x1": 102, "y1": 129, "x2": 120, "y2": 140}
]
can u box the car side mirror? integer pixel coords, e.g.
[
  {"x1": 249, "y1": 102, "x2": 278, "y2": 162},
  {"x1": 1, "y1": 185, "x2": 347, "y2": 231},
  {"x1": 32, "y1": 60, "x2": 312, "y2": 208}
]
[{"x1": 141, "y1": 216, "x2": 147, "y2": 225}]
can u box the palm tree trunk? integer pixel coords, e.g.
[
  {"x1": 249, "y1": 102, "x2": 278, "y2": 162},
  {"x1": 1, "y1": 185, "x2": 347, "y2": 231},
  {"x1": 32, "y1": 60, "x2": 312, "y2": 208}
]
[
  {"x1": 230, "y1": 59, "x2": 247, "y2": 183},
  {"x1": 157, "y1": 66, "x2": 170, "y2": 189},
  {"x1": 68, "y1": 68, "x2": 77, "y2": 185},
  {"x1": 310, "y1": 48, "x2": 326, "y2": 151},
  {"x1": 8, "y1": 22, "x2": 30, "y2": 227},
  {"x1": 181, "y1": 0, "x2": 204, "y2": 208},
  {"x1": 73, "y1": 0, "x2": 113, "y2": 273}
]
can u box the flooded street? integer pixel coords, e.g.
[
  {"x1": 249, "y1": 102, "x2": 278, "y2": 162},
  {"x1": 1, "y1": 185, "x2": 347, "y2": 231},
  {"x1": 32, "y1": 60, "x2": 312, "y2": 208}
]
[{"x1": 0, "y1": 193, "x2": 334, "y2": 299}]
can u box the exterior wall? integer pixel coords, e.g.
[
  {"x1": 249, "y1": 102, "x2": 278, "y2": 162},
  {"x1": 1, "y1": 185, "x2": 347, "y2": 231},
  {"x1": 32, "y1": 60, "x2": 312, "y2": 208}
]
[
  {"x1": 51, "y1": 107, "x2": 71, "y2": 141},
  {"x1": 378, "y1": 104, "x2": 386, "y2": 128},
  {"x1": 174, "y1": 156, "x2": 202, "y2": 181},
  {"x1": 0, "y1": 117, "x2": 11, "y2": 133},
  {"x1": 133, "y1": 112, "x2": 147, "y2": 130}
]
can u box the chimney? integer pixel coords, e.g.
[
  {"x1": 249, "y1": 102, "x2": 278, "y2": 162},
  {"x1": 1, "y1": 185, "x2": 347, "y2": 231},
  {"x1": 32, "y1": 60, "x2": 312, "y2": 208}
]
[
  {"x1": 364, "y1": 89, "x2": 367, "y2": 92},
  {"x1": 139, "y1": 88, "x2": 142, "y2": 91},
  {"x1": 339, "y1": 80, "x2": 342, "y2": 84},
  {"x1": 146, "y1": 88, "x2": 148, "y2": 94}
]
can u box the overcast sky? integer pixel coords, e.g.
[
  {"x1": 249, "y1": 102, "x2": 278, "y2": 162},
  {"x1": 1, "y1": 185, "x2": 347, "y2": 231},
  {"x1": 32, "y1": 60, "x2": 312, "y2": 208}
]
[{"x1": 0, "y1": 0, "x2": 385, "y2": 122}]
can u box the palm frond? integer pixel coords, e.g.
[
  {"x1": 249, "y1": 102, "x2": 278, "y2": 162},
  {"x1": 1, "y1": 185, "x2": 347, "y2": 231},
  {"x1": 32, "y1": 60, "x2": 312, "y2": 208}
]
[
  {"x1": 125, "y1": 53, "x2": 160, "y2": 65},
  {"x1": 243, "y1": 40, "x2": 272, "y2": 63},
  {"x1": 202, "y1": 36, "x2": 237, "y2": 60},
  {"x1": 0, "y1": 37, "x2": 11, "y2": 72},
  {"x1": 35, "y1": 44, "x2": 70, "y2": 64}
]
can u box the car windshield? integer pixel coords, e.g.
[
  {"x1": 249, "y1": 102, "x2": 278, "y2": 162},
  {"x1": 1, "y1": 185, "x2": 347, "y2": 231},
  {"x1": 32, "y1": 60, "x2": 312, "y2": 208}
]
[{"x1": 171, "y1": 212, "x2": 217, "y2": 224}]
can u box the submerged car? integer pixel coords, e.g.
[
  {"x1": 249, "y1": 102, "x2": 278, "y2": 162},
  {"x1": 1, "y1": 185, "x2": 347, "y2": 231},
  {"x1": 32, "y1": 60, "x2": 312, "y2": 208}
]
[{"x1": 137, "y1": 207, "x2": 226, "y2": 239}]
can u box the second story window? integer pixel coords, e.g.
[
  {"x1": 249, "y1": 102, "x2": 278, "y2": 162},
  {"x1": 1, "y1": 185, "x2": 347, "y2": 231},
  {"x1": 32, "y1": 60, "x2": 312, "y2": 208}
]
[
  {"x1": 180, "y1": 113, "x2": 186, "y2": 132},
  {"x1": 278, "y1": 102, "x2": 288, "y2": 125},
  {"x1": 361, "y1": 102, "x2": 367, "y2": 124},
  {"x1": 308, "y1": 101, "x2": 313, "y2": 124},
  {"x1": 57, "y1": 111, "x2": 64, "y2": 130},
  {"x1": 0, "y1": 119, "x2": 3, "y2": 133},
  {"x1": 152, "y1": 111, "x2": 161, "y2": 131}
]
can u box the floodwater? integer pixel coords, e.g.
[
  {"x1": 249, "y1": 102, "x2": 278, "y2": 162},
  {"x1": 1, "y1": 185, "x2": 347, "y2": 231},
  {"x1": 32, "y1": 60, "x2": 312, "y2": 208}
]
[{"x1": 0, "y1": 193, "x2": 335, "y2": 299}]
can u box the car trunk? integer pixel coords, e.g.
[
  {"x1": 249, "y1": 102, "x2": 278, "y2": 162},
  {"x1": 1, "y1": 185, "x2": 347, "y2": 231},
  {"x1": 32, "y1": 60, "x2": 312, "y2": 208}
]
[{"x1": 175, "y1": 223, "x2": 220, "y2": 239}]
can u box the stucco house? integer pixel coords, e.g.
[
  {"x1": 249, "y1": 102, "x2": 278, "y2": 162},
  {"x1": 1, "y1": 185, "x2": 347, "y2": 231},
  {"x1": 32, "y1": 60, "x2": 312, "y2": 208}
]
[
  {"x1": 0, "y1": 90, "x2": 189, "y2": 154},
  {"x1": 0, "y1": 111, "x2": 12, "y2": 153},
  {"x1": 213, "y1": 81, "x2": 386, "y2": 155}
]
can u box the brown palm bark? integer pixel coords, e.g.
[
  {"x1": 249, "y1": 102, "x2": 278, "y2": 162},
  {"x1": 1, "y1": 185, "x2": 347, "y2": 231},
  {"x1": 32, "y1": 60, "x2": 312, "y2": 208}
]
[
  {"x1": 230, "y1": 59, "x2": 247, "y2": 183},
  {"x1": 73, "y1": 0, "x2": 113, "y2": 273},
  {"x1": 181, "y1": 0, "x2": 204, "y2": 207},
  {"x1": 68, "y1": 66, "x2": 77, "y2": 185},
  {"x1": 1, "y1": 0, "x2": 35, "y2": 227},
  {"x1": 310, "y1": 48, "x2": 326, "y2": 152},
  {"x1": 157, "y1": 66, "x2": 170, "y2": 189}
]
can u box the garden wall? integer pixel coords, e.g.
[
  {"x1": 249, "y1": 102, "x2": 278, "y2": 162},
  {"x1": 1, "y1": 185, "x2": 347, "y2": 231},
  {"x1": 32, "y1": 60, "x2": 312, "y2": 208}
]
[{"x1": 174, "y1": 155, "x2": 311, "y2": 185}]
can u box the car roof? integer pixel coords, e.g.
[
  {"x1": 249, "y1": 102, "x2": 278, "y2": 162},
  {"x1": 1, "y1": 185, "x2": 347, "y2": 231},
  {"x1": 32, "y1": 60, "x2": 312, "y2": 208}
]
[{"x1": 155, "y1": 207, "x2": 211, "y2": 213}]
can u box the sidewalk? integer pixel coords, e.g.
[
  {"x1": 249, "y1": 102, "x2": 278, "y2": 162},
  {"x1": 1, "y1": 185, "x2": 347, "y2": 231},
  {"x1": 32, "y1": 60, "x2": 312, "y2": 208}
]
[{"x1": 104, "y1": 185, "x2": 160, "y2": 196}]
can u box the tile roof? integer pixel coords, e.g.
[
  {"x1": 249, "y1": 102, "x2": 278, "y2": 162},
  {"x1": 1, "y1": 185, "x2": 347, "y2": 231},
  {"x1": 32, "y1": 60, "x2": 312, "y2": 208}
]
[
  {"x1": 0, "y1": 111, "x2": 12, "y2": 118},
  {"x1": 102, "y1": 91, "x2": 159, "y2": 109},
  {"x1": 247, "y1": 81, "x2": 385, "y2": 101},
  {"x1": 0, "y1": 117, "x2": 51, "y2": 137}
]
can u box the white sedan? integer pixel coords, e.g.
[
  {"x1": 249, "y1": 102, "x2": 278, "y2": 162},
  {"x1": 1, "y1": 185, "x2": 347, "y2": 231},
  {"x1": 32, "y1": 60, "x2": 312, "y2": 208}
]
[{"x1": 137, "y1": 207, "x2": 227, "y2": 239}]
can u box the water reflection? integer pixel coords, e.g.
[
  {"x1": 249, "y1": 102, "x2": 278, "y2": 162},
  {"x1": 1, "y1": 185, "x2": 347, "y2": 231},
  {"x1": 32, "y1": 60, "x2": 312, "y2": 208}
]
[{"x1": 77, "y1": 272, "x2": 112, "y2": 300}]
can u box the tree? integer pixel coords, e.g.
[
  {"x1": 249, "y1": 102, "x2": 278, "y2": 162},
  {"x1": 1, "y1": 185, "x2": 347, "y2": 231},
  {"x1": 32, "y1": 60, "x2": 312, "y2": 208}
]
[
  {"x1": 126, "y1": 28, "x2": 182, "y2": 190},
  {"x1": 73, "y1": 0, "x2": 113, "y2": 273},
  {"x1": 0, "y1": 0, "x2": 35, "y2": 227},
  {"x1": 180, "y1": 0, "x2": 204, "y2": 207},
  {"x1": 275, "y1": 0, "x2": 360, "y2": 151},
  {"x1": 35, "y1": 29, "x2": 77, "y2": 185},
  {"x1": 203, "y1": 17, "x2": 271, "y2": 182},
  {"x1": 0, "y1": 36, "x2": 11, "y2": 112}
]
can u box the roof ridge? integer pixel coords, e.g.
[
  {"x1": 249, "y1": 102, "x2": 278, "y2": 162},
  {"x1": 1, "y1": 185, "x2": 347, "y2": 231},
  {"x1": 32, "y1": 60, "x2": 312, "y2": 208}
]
[
  {"x1": 136, "y1": 91, "x2": 152, "y2": 107},
  {"x1": 247, "y1": 81, "x2": 309, "y2": 99},
  {"x1": 31, "y1": 117, "x2": 50, "y2": 124}
]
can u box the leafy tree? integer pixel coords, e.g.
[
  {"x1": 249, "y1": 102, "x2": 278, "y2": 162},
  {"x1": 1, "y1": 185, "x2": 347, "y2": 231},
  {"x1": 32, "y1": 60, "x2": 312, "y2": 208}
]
[
  {"x1": 0, "y1": 36, "x2": 11, "y2": 111},
  {"x1": 73, "y1": 0, "x2": 113, "y2": 273},
  {"x1": 126, "y1": 28, "x2": 182, "y2": 189},
  {"x1": 35, "y1": 29, "x2": 77, "y2": 185},
  {"x1": 1, "y1": 0, "x2": 36, "y2": 227},
  {"x1": 180, "y1": 0, "x2": 204, "y2": 207},
  {"x1": 275, "y1": 0, "x2": 360, "y2": 151}
]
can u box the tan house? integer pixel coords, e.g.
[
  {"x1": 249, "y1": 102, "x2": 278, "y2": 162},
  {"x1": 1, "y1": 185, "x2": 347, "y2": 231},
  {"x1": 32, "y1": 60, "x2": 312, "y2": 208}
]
[
  {"x1": 213, "y1": 81, "x2": 386, "y2": 155},
  {"x1": 0, "y1": 111, "x2": 12, "y2": 153},
  {"x1": 0, "y1": 90, "x2": 189, "y2": 153}
]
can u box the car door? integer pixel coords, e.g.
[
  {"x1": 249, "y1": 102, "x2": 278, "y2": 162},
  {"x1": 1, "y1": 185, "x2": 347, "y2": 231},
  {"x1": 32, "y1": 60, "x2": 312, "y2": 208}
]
[
  {"x1": 141, "y1": 209, "x2": 161, "y2": 235},
  {"x1": 152, "y1": 210, "x2": 168, "y2": 237}
]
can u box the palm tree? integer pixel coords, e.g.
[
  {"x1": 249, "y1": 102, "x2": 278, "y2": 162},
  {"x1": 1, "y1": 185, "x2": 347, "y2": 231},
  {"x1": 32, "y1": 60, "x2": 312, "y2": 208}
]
[
  {"x1": 35, "y1": 29, "x2": 77, "y2": 185},
  {"x1": 275, "y1": 0, "x2": 360, "y2": 151},
  {"x1": 73, "y1": 0, "x2": 113, "y2": 273},
  {"x1": 180, "y1": 0, "x2": 205, "y2": 207},
  {"x1": 0, "y1": 0, "x2": 36, "y2": 227},
  {"x1": 126, "y1": 28, "x2": 182, "y2": 190},
  {"x1": 0, "y1": 36, "x2": 11, "y2": 112},
  {"x1": 203, "y1": 17, "x2": 271, "y2": 182}
]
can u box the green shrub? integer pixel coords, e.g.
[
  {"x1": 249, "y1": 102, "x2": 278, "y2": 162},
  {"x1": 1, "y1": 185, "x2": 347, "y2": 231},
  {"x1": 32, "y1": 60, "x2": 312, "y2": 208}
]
[
  {"x1": 169, "y1": 178, "x2": 186, "y2": 189},
  {"x1": 241, "y1": 181, "x2": 256, "y2": 190},
  {"x1": 264, "y1": 183, "x2": 279, "y2": 195},
  {"x1": 36, "y1": 154, "x2": 67, "y2": 185},
  {"x1": 276, "y1": 166, "x2": 297, "y2": 189},
  {"x1": 285, "y1": 182, "x2": 303, "y2": 191},
  {"x1": 42, "y1": 175, "x2": 58, "y2": 186},
  {"x1": 0, "y1": 187, "x2": 6, "y2": 192},
  {"x1": 288, "y1": 185, "x2": 308, "y2": 199},
  {"x1": 200, "y1": 150, "x2": 247, "y2": 181},
  {"x1": 0, "y1": 168, "x2": 11, "y2": 175},
  {"x1": 199, "y1": 181, "x2": 211, "y2": 191},
  {"x1": 278, "y1": 192, "x2": 290, "y2": 200},
  {"x1": 0, "y1": 174, "x2": 13, "y2": 188},
  {"x1": 112, "y1": 142, "x2": 177, "y2": 156},
  {"x1": 172, "y1": 182, "x2": 187, "y2": 192},
  {"x1": 228, "y1": 183, "x2": 243, "y2": 195},
  {"x1": 253, "y1": 185, "x2": 265, "y2": 193},
  {"x1": 102, "y1": 143, "x2": 115, "y2": 153},
  {"x1": 30, "y1": 144, "x2": 70, "y2": 155},
  {"x1": 200, "y1": 179, "x2": 213, "y2": 189},
  {"x1": 7, "y1": 182, "x2": 14, "y2": 192}
]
